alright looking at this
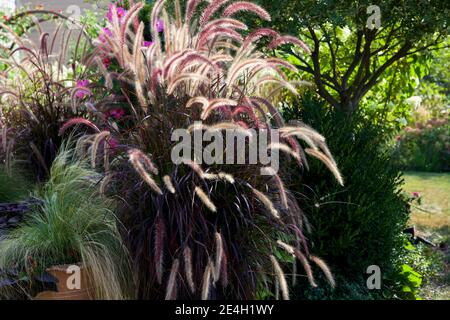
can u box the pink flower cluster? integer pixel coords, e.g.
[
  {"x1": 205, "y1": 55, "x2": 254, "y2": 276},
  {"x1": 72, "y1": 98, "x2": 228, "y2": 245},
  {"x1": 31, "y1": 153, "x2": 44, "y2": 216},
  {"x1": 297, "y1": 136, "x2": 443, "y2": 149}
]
[
  {"x1": 105, "y1": 108, "x2": 126, "y2": 120},
  {"x1": 143, "y1": 41, "x2": 153, "y2": 47},
  {"x1": 107, "y1": 4, "x2": 127, "y2": 23},
  {"x1": 75, "y1": 80, "x2": 90, "y2": 99},
  {"x1": 156, "y1": 19, "x2": 164, "y2": 33}
]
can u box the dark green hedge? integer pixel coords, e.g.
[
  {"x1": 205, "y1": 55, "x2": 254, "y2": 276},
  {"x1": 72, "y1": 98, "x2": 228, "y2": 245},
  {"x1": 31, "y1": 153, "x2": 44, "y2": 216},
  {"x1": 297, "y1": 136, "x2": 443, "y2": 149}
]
[{"x1": 281, "y1": 95, "x2": 410, "y2": 298}]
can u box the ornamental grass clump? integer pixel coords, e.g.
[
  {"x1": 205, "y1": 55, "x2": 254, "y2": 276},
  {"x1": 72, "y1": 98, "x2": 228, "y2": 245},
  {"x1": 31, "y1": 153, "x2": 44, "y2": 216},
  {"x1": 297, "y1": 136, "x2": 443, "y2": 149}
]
[
  {"x1": 65, "y1": 0, "x2": 342, "y2": 299},
  {"x1": 0, "y1": 147, "x2": 132, "y2": 300},
  {"x1": 0, "y1": 16, "x2": 104, "y2": 181}
]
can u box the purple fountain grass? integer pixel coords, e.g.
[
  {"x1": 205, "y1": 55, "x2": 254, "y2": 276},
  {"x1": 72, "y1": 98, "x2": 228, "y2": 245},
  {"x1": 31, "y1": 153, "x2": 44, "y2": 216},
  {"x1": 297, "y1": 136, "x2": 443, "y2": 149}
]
[
  {"x1": 223, "y1": 1, "x2": 271, "y2": 21},
  {"x1": 0, "y1": 16, "x2": 102, "y2": 180},
  {"x1": 64, "y1": 0, "x2": 343, "y2": 300}
]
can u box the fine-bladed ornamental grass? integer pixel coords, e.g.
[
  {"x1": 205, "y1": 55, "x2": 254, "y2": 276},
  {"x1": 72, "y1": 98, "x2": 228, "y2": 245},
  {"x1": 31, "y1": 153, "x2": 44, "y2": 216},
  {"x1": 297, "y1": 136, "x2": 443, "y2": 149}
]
[{"x1": 0, "y1": 146, "x2": 133, "y2": 299}]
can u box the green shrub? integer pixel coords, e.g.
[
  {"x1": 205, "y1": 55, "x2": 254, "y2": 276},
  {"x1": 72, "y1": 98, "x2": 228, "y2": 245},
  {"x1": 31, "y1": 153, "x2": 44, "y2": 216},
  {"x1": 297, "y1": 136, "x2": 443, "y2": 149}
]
[
  {"x1": 392, "y1": 119, "x2": 450, "y2": 172},
  {"x1": 295, "y1": 273, "x2": 379, "y2": 300},
  {"x1": 282, "y1": 95, "x2": 410, "y2": 299}
]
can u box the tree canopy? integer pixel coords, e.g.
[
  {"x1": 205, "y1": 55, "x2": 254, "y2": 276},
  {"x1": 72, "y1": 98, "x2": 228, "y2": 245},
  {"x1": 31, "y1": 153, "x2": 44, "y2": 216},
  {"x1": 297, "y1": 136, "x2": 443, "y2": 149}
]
[{"x1": 255, "y1": 0, "x2": 449, "y2": 113}]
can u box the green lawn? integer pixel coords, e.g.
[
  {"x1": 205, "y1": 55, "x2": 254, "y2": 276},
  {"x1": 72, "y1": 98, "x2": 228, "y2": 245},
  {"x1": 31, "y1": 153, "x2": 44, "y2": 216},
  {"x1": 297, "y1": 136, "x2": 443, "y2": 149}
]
[{"x1": 402, "y1": 171, "x2": 450, "y2": 300}]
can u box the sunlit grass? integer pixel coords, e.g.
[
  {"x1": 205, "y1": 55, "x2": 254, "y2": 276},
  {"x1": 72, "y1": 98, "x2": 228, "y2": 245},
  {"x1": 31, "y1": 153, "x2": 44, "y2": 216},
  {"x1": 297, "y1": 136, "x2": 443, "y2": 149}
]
[
  {"x1": 403, "y1": 171, "x2": 450, "y2": 233},
  {"x1": 403, "y1": 171, "x2": 450, "y2": 300}
]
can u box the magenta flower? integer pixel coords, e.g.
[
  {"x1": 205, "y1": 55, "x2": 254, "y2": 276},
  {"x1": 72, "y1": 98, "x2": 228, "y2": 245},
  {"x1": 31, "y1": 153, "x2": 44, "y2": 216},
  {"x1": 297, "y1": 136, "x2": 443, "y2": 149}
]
[
  {"x1": 143, "y1": 41, "x2": 153, "y2": 47},
  {"x1": 106, "y1": 108, "x2": 125, "y2": 120},
  {"x1": 99, "y1": 27, "x2": 113, "y2": 43},
  {"x1": 156, "y1": 19, "x2": 164, "y2": 33},
  {"x1": 107, "y1": 137, "x2": 119, "y2": 152},
  {"x1": 102, "y1": 56, "x2": 112, "y2": 68},
  {"x1": 107, "y1": 4, "x2": 127, "y2": 23},
  {"x1": 75, "y1": 80, "x2": 90, "y2": 99},
  {"x1": 412, "y1": 192, "x2": 420, "y2": 198}
]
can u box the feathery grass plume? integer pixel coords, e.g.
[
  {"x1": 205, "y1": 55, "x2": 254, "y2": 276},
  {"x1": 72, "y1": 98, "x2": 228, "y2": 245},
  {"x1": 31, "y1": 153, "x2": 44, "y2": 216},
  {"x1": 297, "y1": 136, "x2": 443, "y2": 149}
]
[
  {"x1": 183, "y1": 159, "x2": 206, "y2": 178},
  {"x1": 183, "y1": 247, "x2": 196, "y2": 294},
  {"x1": 252, "y1": 188, "x2": 280, "y2": 219},
  {"x1": 277, "y1": 240, "x2": 317, "y2": 287},
  {"x1": 163, "y1": 175, "x2": 176, "y2": 193},
  {"x1": 100, "y1": 173, "x2": 113, "y2": 195},
  {"x1": 218, "y1": 172, "x2": 235, "y2": 184},
  {"x1": 274, "y1": 278, "x2": 279, "y2": 300},
  {"x1": 133, "y1": 22, "x2": 147, "y2": 107},
  {"x1": 268, "y1": 35, "x2": 311, "y2": 54},
  {"x1": 201, "y1": 99, "x2": 239, "y2": 120},
  {"x1": 186, "y1": 0, "x2": 203, "y2": 22},
  {"x1": 138, "y1": 151, "x2": 159, "y2": 175},
  {"x1": 59, "y1": 118, "x2": 100, "y2": 136},
  {"x1": 242, "y1": 28, "x2": 279, "y2": 49},
  {"x1": 75, "y1": 134, "x2": 95, "y2": 159},
  {"x1": 197, "y1": 27, "x2": 244, "y2": 49},
  {"x1": 103, "y1": 142, "x2": 111, "y2": 172},
  {"x1": 293, "y1": 248, "x2": 317, "y2": 287},
  {"x1": 195, "y1": 186, "x2": 217, "y2": 212},
  {"x1": 276, "y1": 240, "x2": 295, "y2": 255},
  {"x1": 310, "y1": 256, "x2": 335, "y2": 288},
  {"x1": 203, "y1": 18, "x2": 248, "y2": 32},
  {"x1": 200, "y1": 0, "x2": 231, "y2": 26},
  {"x1": 305, "y1": 148, "x2": 343, "y2": 186},
  {"x1": 202, "y1": 172, "x2": 220, "y2": 180},
  {"x1": 270, "y1": 255, "x2": 289, "y2": 300},
  {"x1": 168, "y1": 73, "x2": 210, "y2": 95},
  {"x1": 223, "y1": 2, "x2": 271, "y2": 21},
  {"x1": 220, "y1": 247, "x2": 229, "y2": 288},
  {"x1": 201, "y1": 260, "x2": 213, "y2": 300},
  {"x1": 165, "y1": 258, "x2": 180, "y2": 300},
  {"x1": 279, "y1": 126, "x2": 326, "y2": 145},
  {"x1": 77, "y1": 0, "x2": 339, "y2": 299},
  {"x1": 128, "y1": 149, "x2": 162, "y2": 194},
  {"x1": 269, "y1": 142, "x2": 301, "y2": 163},
  {"x1": 154, "y1": 216, "x2": 166, "y2": 285},
  {"x1": 213, "y1": 232, "x2": 224, "y2": 284},
  {"x1": 91, "y1": 131, "x2": 111, "y2": 168},
  {"x1": 186, "y1": 96, "x2": 209, "y2": 110},
  {"x1": 261, "y1": 167, "x2": 289, "y2": 210}
]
